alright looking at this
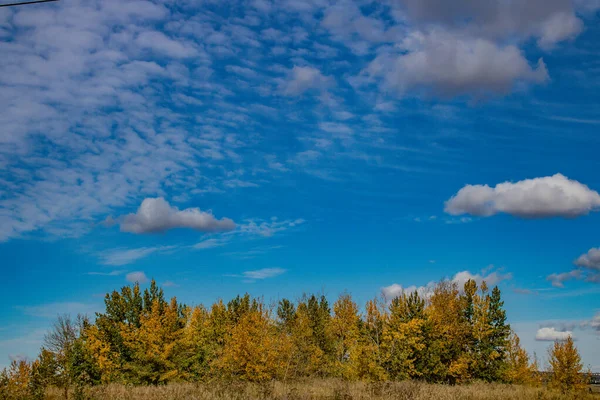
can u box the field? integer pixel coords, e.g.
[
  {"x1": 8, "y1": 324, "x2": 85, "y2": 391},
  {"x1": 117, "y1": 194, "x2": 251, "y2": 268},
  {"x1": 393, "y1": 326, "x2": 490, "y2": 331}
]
[{"x1": 45, "y1": 380, "x2": 600, "y2": 400}]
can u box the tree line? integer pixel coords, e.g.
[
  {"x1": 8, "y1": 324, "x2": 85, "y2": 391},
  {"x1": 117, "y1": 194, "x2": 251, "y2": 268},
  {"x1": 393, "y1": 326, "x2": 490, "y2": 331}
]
[{"x1": 0, "y1": 279, "x2": 589, "y2": 398}]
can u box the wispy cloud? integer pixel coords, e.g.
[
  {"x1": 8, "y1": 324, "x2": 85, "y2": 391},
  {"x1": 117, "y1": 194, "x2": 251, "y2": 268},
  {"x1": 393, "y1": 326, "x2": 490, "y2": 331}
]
[
  {"x1": 87, "y1": 270, "x2": 126, "y2": 276},
  {"x1": 97, "y1": 246, "x2": 178, "y2": 266},
  {"x1": 223, "y1": 245, "x2": 284, "y2": 260},
  {"x1": 226, "y1": 267, "x2": 287, "y2": 283},
  {"x1": 18, "y1": 302, "x2": 99, "y2": 318},
  {"x1": 193, "y1": 237, "x2": 230, "y2": 250}
]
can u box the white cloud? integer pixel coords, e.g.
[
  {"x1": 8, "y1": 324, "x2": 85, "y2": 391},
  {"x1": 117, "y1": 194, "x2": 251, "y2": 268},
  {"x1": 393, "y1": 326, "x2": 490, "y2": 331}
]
[
  {"x1": 452, "y1": 269, "x2": 513, "y2": 288},
  {"x1": 381, "y1": 282, "x2": 436, "y2": 301},
  {"x1": 590, "y1": 313, "x2": 600, "y2": 332},
  {"x1": 193, "y1": 237, "x2": 230, "y2": 250},
  {"x1": 87, "y1": 270, "x2": 126, "y2": 276},
  {"x1": 535, "y1": 327, "x2": 574, "y2": 341},
  {"x1": 547, "y1": 270, "x2": 583, "y2": 288},
  {"x1": 126, "y1": 271, "x2": 149, "y2": 284},
  {"x1": 282, "y1": 66, "x2": 332, "y2": 96},
  {"x1": 237, "y1": 218, "x2": 305, "y2": 237},
  {"x1": 223, "y1": 179, "x2": 259, "y2": 188},
  {"x1": 546, "y1": 247, "x2": 600, "y2": 288},
  {"x1": 445, "y1": 174, "x2": 600, "y2": 218},
  {"x1": 575, "y1": 248, "x2": 600, "y2": 271},
  {"x1": 98, "y1": 245, "x2": 176, "y2": 266},
  {"x1": 242, "y1": 267, "x2": 286, "y2": 281},
  {"x1": 395, "y1": 0, "x2": 591, "y2": 49},
  {"x1": 537, "y1": 11, "x2": 583, "y2": 49},
  {"x1": 135, "y1": 30, "x2": 197, "y2": 58},
  {"x1": 223, "y1": 245, "x2": 284, "y2": 260},
  {"x1": 366, "y1": 31, "x2": 548, "y2": 98},
  {"x1": 120, "y1": 197, "x2": 235, "y2": 234},
  {"x1": 382, "y1": 267, "x2": 511, "y2": 301}
]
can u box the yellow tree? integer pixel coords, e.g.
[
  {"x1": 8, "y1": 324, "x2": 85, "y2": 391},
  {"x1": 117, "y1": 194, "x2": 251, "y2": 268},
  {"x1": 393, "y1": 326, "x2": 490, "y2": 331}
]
[
  {"x1": 217, "y1": 303, "x2": 292, "y2": 382},
  {"x1": 428, "y1": 281, "x2": 470, "y2": 383},
  {"x1": 503, "y1": 332, "x2": 539, "y2": 385},
  {"x1": 357, "y1": 298, "x2": 388, "y2": 381},
  {"x1": 329, "y1": 293, "x2": 361, "y2": 379},
  {"x1": 548, "y1": 336, "x2": 588, "y2": 393},
  {"x1": 84, "y1": 324, "x2": 119, "y2": 383},
  {"x1": 1, "y1": 359, "x2": 32, "y2": 399},
  {"x1": 288, "y1": 301, "x2": 327, "y2": 378},
  {"x1": 120, "y1": 297, "x2": 186, "y2": 384}
]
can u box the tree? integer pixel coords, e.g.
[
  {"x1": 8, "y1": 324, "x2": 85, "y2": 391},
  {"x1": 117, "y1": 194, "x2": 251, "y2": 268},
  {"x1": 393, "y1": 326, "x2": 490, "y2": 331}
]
[
  {"x1": 43, "y1": 314, "x2": 79, "y2": 398},
  {"x1": 121, "y1": 297, "x2": 186, "y2": 384},
  {"x1": 547, "y1": 336, "x2": 588, "y2": 393},
  {"x1": 427, "y1": 281, "x2": 468, "y2": 383},
  {"x1": 382, "y1": 292, "x2": 427, "y2": 380},
  {"x1": 287, "y1": 301, "x2": 327, "y2": 378},
  {"x1": 503, "y1": 332, "x2": 539, "y2": 385},
  {"x1": 29, "y1": 349, "x2": 59, "y2": 399},
  {"x1": 177, "y1": 305, "x2": 211, "y2": 380},
  {"x1": 277, "y1": 298, "x2": 297, "y2": 333},
  {"x1": 358, "y1": 298, "x2": 387, "y2": 381},
  {"x1": 217, "y1": 303, "x2": 292, "y2": 382},
  {"x1": 481, "y1": 286, "x2": 511, "y2": 381},
  {"x1": 0, "y1": 359, "x2": 32, "y2": 400},
  {"x1": 329, "y1": 293, "x2": 361, "y2": 379}
]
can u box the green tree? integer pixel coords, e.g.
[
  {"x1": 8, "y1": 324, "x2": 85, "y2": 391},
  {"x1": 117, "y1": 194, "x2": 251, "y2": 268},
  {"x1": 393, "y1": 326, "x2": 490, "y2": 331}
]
[{"x1": 277, "y1": 298, "x2": 297, "y2": 333}]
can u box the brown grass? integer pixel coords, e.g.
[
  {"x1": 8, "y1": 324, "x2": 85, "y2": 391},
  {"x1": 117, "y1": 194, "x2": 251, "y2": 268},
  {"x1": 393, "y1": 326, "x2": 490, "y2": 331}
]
[{"x1": 45, "y1": 380, "x2": 600, "y2": 400}]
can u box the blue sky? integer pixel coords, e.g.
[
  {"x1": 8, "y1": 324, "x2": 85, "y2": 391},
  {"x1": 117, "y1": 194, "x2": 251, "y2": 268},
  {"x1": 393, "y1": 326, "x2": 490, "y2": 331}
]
[{"x1": 1, "y1": 0, "x2": 600, "y2": 371}]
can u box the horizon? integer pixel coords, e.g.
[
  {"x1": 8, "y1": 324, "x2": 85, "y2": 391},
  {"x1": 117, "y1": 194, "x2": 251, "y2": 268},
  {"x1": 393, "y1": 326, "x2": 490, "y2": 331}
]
[{"x1": 1, "y1": 0, "x2": 599, "y2": 372}]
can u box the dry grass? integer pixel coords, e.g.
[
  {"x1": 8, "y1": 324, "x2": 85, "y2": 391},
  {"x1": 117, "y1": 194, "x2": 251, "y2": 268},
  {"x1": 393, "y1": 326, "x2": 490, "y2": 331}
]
[{"x1": 45, "y1": 380, "x2": 600, "y2": 400}]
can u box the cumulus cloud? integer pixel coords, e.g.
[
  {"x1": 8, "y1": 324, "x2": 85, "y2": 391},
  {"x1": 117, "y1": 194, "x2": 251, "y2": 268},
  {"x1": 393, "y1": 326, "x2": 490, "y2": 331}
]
[
  {"x1": 282, "y1": 66, "x2": 332, "y2": 96},
  {"x1": 395, "y1": 0, "x2": 589, "y2": 48},
  {"x1": 575, "y1": 248, "x2": 600, "y2": 271},
  {"x1": 381, "y1": 282, "x2": 436, "y2": 301},
  {"x1": 120, "y1": 197, "x2": 235, "y2": 234},
  {"x1": 452, "y1": 269, "x2": 513, "y2": 288},
  {"x1": 547, "y1": 247, "x2": 600, "y2": 287},
  {"x1": 382, "y1": 267, "x2": 511, "y2": 301},
  {"x1": 445, "y1": 174, "x2": 600, "y2": 218},
  {"x1": 547, "y1": 270, "x2": 583, "y2": 288},
  {"x1": 367, "y1": 31, "x2": 548, "y2": 98},
  {"x1": 126, "y1": 271, "x2": 149, "y2": 284},
  {"x1": 535, "y1": 327, "x2": 574, "y2": 341}
]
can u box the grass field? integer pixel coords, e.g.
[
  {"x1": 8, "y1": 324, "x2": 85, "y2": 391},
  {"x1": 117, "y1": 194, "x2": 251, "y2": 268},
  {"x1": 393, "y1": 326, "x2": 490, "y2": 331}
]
[{"x1": 45, "y1": 380, "x2": 600, "y2": 400}]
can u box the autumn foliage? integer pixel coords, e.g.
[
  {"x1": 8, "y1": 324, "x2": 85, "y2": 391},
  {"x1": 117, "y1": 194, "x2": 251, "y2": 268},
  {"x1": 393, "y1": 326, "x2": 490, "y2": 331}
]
[{"x1": 0, "y1": 279, "x2": 589, "y2": 398}]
